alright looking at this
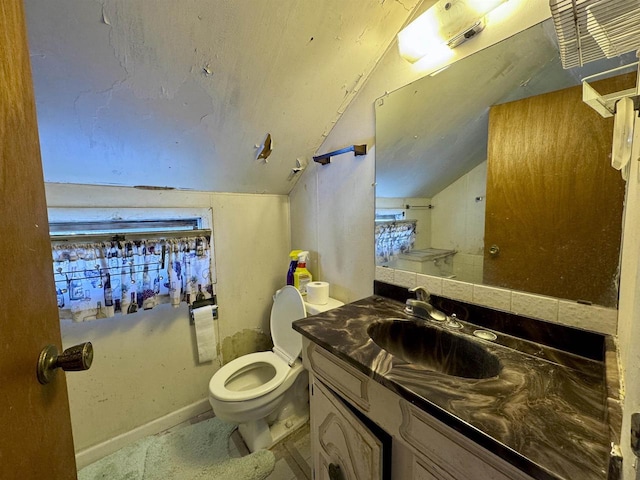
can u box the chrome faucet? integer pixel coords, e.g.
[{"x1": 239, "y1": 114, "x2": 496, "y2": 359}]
[
  {"x1": 406, "y1": 286, "x2": 446, "y2": 322},
  {"x1": 409, "y1": 286, "x2": 430, "y2": 302}
]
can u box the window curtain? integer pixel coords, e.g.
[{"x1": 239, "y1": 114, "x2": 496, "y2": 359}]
[
  {"x1": 375, "y1": 221, "x2": 417, "y2": 264},
  {"x1": 52, "y1": 236, "x2": 213, "y2": 322}
]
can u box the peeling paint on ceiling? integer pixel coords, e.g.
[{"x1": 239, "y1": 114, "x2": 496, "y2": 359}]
[{"x1": 24, "y1": 0, "x2": 419, "y2": 194}]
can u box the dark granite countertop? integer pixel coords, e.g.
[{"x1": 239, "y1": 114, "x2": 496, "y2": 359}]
[{"x1": 293, "y1": 293, "x2": 619, "y2": 480}]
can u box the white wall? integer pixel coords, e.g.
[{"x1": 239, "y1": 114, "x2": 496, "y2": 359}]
[
  {"x1": 46, "y1": 184, "x2": 290, "y2": 453},
  {"x1": 290, "y1": 1, "x2": 551, "y2": 302},
  {"x1": 431, "y1": 161, "x2": 486, "y2": 282},
  {"x1": 406, "y1": 199, "x2": 433, "y2": 250},
  {"x1": 290, "y1": 149, "x2": 374, "y2": 303}
]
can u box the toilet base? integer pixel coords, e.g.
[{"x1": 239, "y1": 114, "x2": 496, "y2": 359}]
[
  {"x1": 231, "y1": 367, "x2": 310, "y2": 452},
  {"x1": 238, "y1": 410, "x2": 309, "y2": 452}
]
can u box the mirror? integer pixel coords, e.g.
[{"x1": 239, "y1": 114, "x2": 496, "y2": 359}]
[{"x1": 375, "y1": 19, "x2": 636, "y2": 308}]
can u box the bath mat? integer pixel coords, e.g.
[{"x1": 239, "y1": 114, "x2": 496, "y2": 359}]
[{"x1": 78, "y1": 417, "x2": 275, "y2": 480}]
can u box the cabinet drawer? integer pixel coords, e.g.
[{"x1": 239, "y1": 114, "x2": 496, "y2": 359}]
[
  {"x1": 400, "y1": 401, "x2": 534, "y2": 480},
  {"x1": 303, "y1": 340, "x2": 370, "y2": 411}
]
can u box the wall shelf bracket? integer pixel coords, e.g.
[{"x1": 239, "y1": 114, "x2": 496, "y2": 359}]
[
  {"x1": 313, "y1": 144, "x2": 367, "y2": 165},
  {"x1": 582, "y1": 62, "x2": 640, "y2": 117}
]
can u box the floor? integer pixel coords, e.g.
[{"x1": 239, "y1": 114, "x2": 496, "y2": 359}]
[
  {"x1": 231, "y1": 424, "x2": 312, "y2": 480},
  {"x1": 163, "y1": 410, "x2": 312, "y2": 480}
]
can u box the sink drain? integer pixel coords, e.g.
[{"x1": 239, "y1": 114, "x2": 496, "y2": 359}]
[{"x1": 473, "y1": 330, "x2": 497, "y2": 341}]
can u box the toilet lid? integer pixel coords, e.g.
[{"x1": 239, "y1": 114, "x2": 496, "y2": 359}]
[{"x1": 270, "y1": 286, "x2": 306, "y2": 363}]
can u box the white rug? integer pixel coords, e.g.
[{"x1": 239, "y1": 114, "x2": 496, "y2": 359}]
[{"x1": 78, "y1": 418, "x2": 275, "y2": 480}]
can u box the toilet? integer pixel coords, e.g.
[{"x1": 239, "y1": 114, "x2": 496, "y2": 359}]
[{"x1": 208, "y1": 285, "x2": 343, "y2": 452}]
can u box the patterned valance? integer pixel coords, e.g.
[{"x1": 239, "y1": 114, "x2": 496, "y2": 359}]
[
  {"x1": 52, "y1": 236, "x2": 213, "y2": 322},
  {"x1": 375, "y1": 220, "x2": 417, "y2": 264}
]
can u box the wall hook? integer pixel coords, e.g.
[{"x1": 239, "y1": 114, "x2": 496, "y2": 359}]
[{"x1": 288, "y1": 158, "x2": 306, "y2": 181}]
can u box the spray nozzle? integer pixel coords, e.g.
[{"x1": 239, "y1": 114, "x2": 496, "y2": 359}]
[{"x1": 297, "y1": 251, "x2": 309, "y2": 266}]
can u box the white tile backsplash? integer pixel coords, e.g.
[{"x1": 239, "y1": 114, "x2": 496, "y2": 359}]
[
  {"x1": 558, "y1": 301, "x2": 618, "y2": 335},
  {"x1": 416, "y1": 274, "x2": 443, "y2": 296},
  {"x1": 473, "y1": 284, "x2": 511, "y2": 311},
  {"x1": 375, "y1": 266, "x2": 394, "y2": 283},
  {"x1": 511, "y1": 291, "x2": 559, "y2": 323},
  {"x1": 377, "y1": 271, "x2": 618, "y2": 335},
  {"x1": 393, "y1": 269, "x2": 417, "y2": 289},
  {"x1": 442, "y1": 278, "x2": 474, "y2": 302}
]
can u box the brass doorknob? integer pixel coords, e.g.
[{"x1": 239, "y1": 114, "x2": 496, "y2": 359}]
[
  {"x1": 489, "y1": 244, "x2": 500, "y2": 256},
  {"x1": 37, "y1": 342, "x2": 93, "y2": 385}
]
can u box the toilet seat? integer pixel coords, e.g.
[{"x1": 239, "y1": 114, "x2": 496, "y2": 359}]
[
  {"x1": 209, "y1": 286, "x2": 307, "y2": 403},
  {"x1": 209, "y1": 351, "x2": 290, "y2": 402}
]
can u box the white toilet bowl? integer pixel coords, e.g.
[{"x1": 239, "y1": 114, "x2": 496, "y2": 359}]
[{"x1": 208, "y1": 285, "x2": 343, "y2": 452}]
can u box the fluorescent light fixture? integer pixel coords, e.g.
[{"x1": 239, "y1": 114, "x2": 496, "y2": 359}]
[{"x1": 398, "y1": 0, "x2": 509, "y2": 62}]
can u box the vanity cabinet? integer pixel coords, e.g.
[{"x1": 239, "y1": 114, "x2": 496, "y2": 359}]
[
  {"x1": 310, "y1": 379, "x2": 384, "y2": 480},
  {"x1": 303, "y1": 338, "x2": 536, "y2": 480}
]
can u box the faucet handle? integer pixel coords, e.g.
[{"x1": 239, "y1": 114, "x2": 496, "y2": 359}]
[
  {"x1": 445, "y1": 313, "x2": 463, "y2": 329},
  {"x1": 409, "y1": 286, "x2": 431, "y2": 302}
]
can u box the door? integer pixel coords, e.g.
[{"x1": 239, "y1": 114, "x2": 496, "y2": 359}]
[
  {"x1": 0, "y1": 1, "x2": 77, "y2": 478},
  {"x1": 483, "y1": 74, "x2": 632, "y2": 307}
]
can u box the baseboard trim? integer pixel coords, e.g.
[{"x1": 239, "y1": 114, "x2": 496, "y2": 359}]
[{"x1": 75, "y1": 398, "x2": 212, "y2": 470}]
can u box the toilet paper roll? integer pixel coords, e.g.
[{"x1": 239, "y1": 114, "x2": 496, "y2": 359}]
[
  {"x1": 193, "y1": 305, "x2": 217, "y2": 363},
  {"x1": 306, "y1": 281, "x2": 330, "y2": 305}
]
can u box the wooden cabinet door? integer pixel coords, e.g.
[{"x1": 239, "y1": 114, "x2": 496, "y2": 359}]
[
  {"x1": 0, "y1": 1, "x2": 77, "y2": 478},
  {"x1": 311, "y1": 379, "x2": 384, "y2": 480}
]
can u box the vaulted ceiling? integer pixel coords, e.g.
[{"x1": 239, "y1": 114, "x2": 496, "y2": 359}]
[{"x1": 24, "y1": 0, "x2": 420, "y2": 194}]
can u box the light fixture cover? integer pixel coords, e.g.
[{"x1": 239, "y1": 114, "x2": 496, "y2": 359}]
[{"x1": 398, "y1": 0, "x2": 508, "y2": 62}]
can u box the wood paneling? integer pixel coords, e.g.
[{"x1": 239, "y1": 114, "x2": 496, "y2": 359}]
[
  {"x1": 484, "y1": 74, "x2": 632, "y2": 306},
  {"x1": 0, "y1": 1, "x2": 77, "y2": 477}
]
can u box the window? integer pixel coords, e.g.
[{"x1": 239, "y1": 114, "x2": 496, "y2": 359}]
[{"x1": 49, "y1": 211, "x2": 215, "y2": 322}]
